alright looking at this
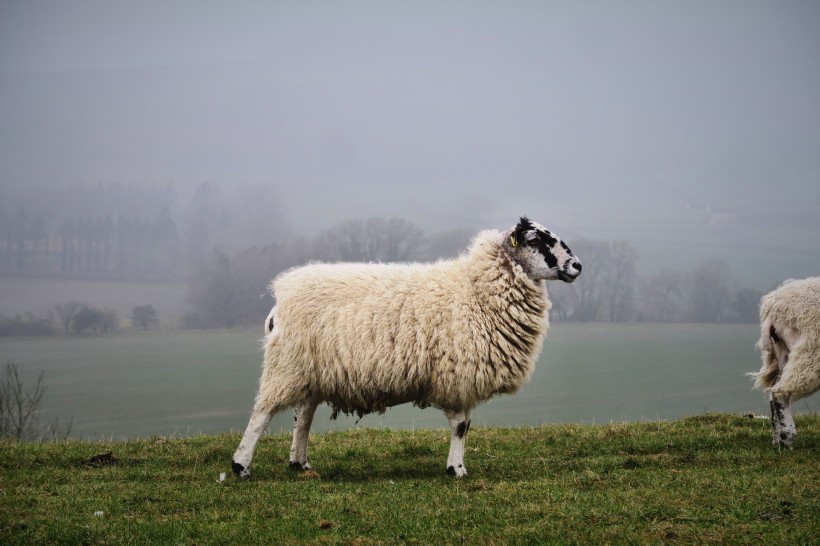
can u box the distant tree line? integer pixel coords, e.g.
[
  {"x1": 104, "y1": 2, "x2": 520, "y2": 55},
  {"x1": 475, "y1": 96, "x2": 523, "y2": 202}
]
[
  {"x1": 54, "y1": 302, "x2": 119, "y2": 335},
  {"x1": 548, "y1": 242, "x2": 761, "y2": 324},
  {"x1": 1, "y1": 178, "x2": 766, "y2": 328},
  {"x1": 0, "y1": 181, "x2": 288, "y2": 282},
  {"x1": 0, "y1": 183, "x2": 180, "y2": 280},
  {"x1": 183, "y1": 217, "x2": 763, "y2": 329},
  {"x1": 0, "y1": 313, "x2": 55, "y2": 337},
  {"x1": 0, "y1": 303, "x2": 160, "y2": 338}
]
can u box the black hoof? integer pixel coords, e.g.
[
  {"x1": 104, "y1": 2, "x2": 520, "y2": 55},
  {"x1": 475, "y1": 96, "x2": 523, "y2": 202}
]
[
  {"x1": 446, "y1": 465, "x2": 456, "y2": 476},
  {"x1": 289, "y1": 461, "x2": 306, "y2": 471},
  {"x1": 232, "y1": 461, "x2": 246, "y2": 476},
  {"x1": 778, "y1": 431, "x2": 796, "y2": 449}
]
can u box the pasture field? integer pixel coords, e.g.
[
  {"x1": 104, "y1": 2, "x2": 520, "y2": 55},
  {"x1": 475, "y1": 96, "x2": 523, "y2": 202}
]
[
  {"x1": 1, "y1": 414, "x2": 818, "y2": 544},
  {"x1": 0, "y1": 277, "x2": 189, "y2": 326},
  {"x1": 2, "y1": 323, "x2": 814, "y2": 441}
]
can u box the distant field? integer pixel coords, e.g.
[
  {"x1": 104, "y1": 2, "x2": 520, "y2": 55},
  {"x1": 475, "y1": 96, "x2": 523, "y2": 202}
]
[
  {"x1": 0, "y1": 277, "x2": 189, "y2": 327},
  {"x1": 3, "y1": 323, "x2": 815, "y2": 441}
]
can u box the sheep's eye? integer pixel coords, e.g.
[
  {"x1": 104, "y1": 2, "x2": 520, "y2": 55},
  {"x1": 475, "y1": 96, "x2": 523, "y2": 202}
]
[{"x1": 526, "y1": 238, "x2": 539, "y2": 247}]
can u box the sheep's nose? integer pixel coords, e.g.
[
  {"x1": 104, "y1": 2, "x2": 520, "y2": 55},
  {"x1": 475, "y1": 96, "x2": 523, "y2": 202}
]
[{"x1": 572, "y1": 261, "x2": 582, "y2": 273}]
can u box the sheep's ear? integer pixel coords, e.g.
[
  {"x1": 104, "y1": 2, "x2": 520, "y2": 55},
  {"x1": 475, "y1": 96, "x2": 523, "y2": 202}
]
[{"x1": 511, "y1": 217, "x2": 531, "y2": 246}]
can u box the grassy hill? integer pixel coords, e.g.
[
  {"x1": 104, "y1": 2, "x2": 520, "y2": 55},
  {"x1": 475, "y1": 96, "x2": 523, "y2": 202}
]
[{"x1": 1, "y1": 413, "x2": 818, "y2": 545}]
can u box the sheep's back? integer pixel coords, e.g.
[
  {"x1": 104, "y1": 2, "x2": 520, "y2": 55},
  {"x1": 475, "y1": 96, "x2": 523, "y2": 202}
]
[{"x1": 271, "y1": 262, "x2": 460, "y2": 411}]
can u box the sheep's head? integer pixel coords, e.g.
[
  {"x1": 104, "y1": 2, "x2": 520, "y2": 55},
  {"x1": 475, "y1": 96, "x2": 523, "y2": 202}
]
[{"x1": 505, "y1": 217, "x2": 582, "y2": 283}]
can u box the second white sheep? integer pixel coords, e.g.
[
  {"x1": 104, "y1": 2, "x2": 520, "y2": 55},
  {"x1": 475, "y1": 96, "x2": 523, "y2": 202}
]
[{"x1": 751, "y1": 276, "x2": 820, "y2": 448}]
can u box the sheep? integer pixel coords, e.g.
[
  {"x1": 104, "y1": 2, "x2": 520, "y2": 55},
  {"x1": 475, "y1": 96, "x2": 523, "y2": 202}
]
[
  {"x1": 231, "y1": 217, "x2": 582, "y2": 478},
  {"x1": 750, "y1": 277, "x2": 820, "y2": 448}
]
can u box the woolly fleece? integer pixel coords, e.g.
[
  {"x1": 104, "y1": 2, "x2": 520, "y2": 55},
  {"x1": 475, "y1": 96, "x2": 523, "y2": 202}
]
[
  {"x1": 753, "y1": 276, "x2": 820, "y2": 400},
  {"x1": 255, "y1": 229, "x2": 550, "y2": 416}
]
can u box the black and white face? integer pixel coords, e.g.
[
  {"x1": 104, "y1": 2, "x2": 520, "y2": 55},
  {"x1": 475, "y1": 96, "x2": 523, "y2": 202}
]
[{"x1": 505, "y1": 217, "x2": 582, "y2": 283}]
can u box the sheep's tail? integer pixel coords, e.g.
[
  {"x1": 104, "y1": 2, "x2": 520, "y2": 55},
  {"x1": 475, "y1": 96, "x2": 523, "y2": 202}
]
[
  {"x1": 749, "y1": 316, "x2": 781, "y2": 391},
  {"x1": 256, "y1": 305, "x2": 278, "y2": 351}
]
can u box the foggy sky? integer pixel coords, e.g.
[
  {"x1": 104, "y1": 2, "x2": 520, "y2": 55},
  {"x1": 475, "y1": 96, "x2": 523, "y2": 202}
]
[{"x1": 2, "y1": 1, "x2": 820, "y2": 240}]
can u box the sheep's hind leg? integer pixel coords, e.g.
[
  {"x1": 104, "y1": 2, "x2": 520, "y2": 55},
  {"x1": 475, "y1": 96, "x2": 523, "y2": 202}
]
[
  {"x1": 232, "y1": 402, "x2": 275, "y2": 478},
  {"x1": 232, "y1": 381, "x2": 303, "y2": 478},
  {"x1": 768, "y1": 331, "x2": 796, "y2": 449},
  {"x1": 289, "y1": 399, "x2": 319, "y2": 471},
  {"x1": 768, "y1": 393, "x2": 783, "y2": 447},
  {"x1": 770, "y1": 393, "x2": 796, "y2": 449},
  {"x1": 444, "y1": 409, "x2": 472, "y2": 477}
]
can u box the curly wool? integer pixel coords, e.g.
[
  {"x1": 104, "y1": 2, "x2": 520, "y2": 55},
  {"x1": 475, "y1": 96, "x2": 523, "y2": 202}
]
[
  {"x1": 255, "y1": 229, "x2": 550, "y2": 416},
  {"x1": 752, "y1": 276, "x2": 820, "y2": 400}
]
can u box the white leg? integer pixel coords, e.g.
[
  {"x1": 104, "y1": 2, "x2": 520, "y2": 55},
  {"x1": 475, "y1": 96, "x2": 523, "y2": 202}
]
[
  {"x1": 444, "y1": 409, "x2": 472, "y2": 477},
  {"x1": 232, "y1": 403, "x2": 274, "y2": 478},
  {"x1": 768, "y1": 332, "x2": 797, "y2": 449},
  {"x1": 289, "y1": 399, "x2": 319, "y2": 471},
  {"x1": 768, "y1": 393, "x2": 782, "y2": 447},
  {"x1": 771, "y1": 393, "x2": 796, "y2": 449}
]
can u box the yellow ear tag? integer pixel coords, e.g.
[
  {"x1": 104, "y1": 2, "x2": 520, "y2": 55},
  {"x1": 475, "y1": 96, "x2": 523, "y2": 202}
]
[{"x1": 510, "y1": 234, "x2": 518, "y2": 247}]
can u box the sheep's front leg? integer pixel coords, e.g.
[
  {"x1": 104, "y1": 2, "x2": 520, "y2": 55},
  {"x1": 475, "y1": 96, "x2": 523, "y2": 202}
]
[
  {"x1": 444, "y1": 409, "x2": 472, "y2": 477},
  {"x1": 770, "y1": 393, "x2": 796, "y2": 449},
  {"x1": 289, "y1": 399, "x2": 319, "y2": 471}
]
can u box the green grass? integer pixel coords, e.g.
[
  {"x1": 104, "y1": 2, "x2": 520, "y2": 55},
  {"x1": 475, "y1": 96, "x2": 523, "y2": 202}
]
[{"x1": 2, "y1": 413, "x2": 818, "y2": 545}]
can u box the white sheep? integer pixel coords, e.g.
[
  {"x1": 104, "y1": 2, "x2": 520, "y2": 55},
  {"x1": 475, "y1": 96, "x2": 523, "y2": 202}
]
[
  {"x1": 232, "y1": 217, "x2": 582, "y2": 478},
  {"x1": 750, "y1": 277, "x2": 820, "y2": 448}
]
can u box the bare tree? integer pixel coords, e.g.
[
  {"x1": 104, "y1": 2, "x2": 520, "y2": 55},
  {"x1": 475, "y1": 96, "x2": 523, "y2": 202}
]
[
  {"x1": 0, "y1": 361, "x2": 44, "y2": 440},
  {"x1": 606, "y1": 241, "x2": 638, "y2": 322},
  {"x1": 547, "y1": 283, "x2": 574, "y2": 321},
  {"x1": 553, "y1": 239, "x2": 638, "y2": 322},
  {"x1": 320, "y1": 217, "x2": 425, "y2": 263},
  {"x1": 567, "y1": 240, "x2": 612, "y2": 321},
  {"x1": 320, "y1": 218, "x2": 367, "y2": 261},
  {"x1": 424, "y1": 227, "x2": 476, "y2": 260},
  {"x1": 0, "y1": 361, "x2": 71, "y2": 441},
  {"x1": 54, "y1": 301, "x2": 82, "y2": 334},
  {"x1": 378, "y1": 218, "x2": 425, "y2": 261}
]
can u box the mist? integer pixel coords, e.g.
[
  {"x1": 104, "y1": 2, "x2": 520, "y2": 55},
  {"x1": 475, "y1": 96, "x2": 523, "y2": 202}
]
[
  {"x1": 2, "y1": 1, "x2": 819, "y2": 293},
  {"x1": 4, "y1": 2, "x2": 820, "y2": 442}
]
